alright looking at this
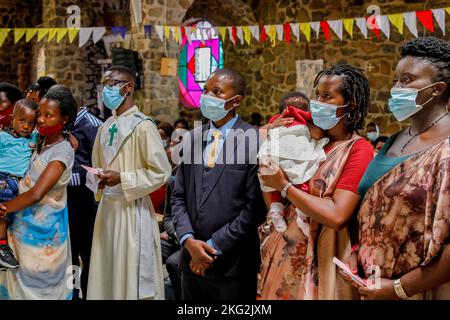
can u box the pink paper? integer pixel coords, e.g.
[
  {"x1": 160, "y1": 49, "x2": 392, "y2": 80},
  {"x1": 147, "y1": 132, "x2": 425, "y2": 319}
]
[{"x1": 81, "y1": 165, "x2": 100, "y2": 175}]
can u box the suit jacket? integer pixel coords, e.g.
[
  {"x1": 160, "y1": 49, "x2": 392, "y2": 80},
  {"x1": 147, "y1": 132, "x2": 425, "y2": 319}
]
[{"x1": 171, "y1": 117, "x2": 266, "y2": 279}]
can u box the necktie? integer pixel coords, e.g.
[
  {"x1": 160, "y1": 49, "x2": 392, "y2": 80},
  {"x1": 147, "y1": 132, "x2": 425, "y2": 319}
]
[{"x1": 207, "y1": 130, "x2": 221, "y2": 168}]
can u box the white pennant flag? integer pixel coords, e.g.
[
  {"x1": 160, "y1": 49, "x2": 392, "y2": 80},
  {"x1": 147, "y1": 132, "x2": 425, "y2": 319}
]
[
  {"x1": 236, "y1": 26, "x2": 244, "y2": 45},
  {"x1": 227, "y1": 26, "x2": 235, "y2": 44},
  {"x1": 290, "y1": 23, "x2": 300, "y2": 41},
  {"x1": 310, "y1": 21, "x2": 321, "y2": 38},
  {"x1": 78, "y1": 27, "x2": 93, "y2": 47},
  {"x1": 185, "y1": 26, "x2": 192, "y2": 43},
  {"x1": 92, "y1": 27, "x2": 106, "y2": 44},
  {"x1": 432, "y1": 9, "x2": 446, "y2": 35},
  {"x1": 404, "y1": 12, "x2": 418, "y2": 37},
  {"x1": 249, "y1": 25, "x2": 259, "y2": 42},
  {"x1": 355, "y1": 17, "x2": 368, "y2": 38},
  {"x1": 328, "y1": 20, "x2": 343, "y2": 40},
  {"x1": 275, "y1": 24, "x2": 284, "y2": 41},
  {"x1": 376, "y1": 15, "x2": 390, "y2": 39},
  {"x1": 154, "y1": 25, "x2": 164, "y2": 41}
]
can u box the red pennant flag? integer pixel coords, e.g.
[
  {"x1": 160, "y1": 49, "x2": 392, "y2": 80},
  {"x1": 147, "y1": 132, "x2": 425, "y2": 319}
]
[
  {"x1": 416, "y1": 10, "x2": 434, "y2": 33},
  {"x1": 231, "y1": 26, "x2": 237, "y2": 44},
  {"x1": 283, "y1": 22, "x2": 291, "y2": 43},
  {"x1": 320, "y1": 21, "x2": 330, "y2": 41},
  {"x1": 366, "y1": 16, "x2": 381, "y2": 40},
  {"x1": 181, "y1": 26, "x2": 186, "y2": 39},
  {"x1": 260, "y1": 25, "x2": 267, "y2": 42}
]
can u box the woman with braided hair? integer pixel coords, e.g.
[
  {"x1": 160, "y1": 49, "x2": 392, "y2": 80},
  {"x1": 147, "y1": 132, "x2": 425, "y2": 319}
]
[
  {"x1": 259, "y1": 64, "x2": 374, "y2": 300},
  {"x1": 343, "y1": 37, "x2": 450, "y2": 300}
]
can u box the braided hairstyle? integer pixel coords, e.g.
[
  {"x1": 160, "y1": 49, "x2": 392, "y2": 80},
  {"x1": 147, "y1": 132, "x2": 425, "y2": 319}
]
[
  {"x1": 313, "y1": 64, "x2": 370, "y2": 130},
  {"x1": 42, "y1": 85, "x2": 77, "y2": 134},
  {"x1": 400, "y1": 37, "x2": 450, "y2": 100}
]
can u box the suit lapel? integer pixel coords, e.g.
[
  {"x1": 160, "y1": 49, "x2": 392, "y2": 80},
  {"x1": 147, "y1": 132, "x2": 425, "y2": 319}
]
[
  {"x1": 199, "y1": 118, "x2": 245, "y2": 207},
  {"x1": 194, "y1": 125, "x2": 208, "y2": 208}
]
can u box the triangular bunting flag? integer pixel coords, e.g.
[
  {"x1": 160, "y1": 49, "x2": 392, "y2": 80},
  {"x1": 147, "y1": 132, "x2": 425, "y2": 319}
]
[
  {"x1": 446, "y1": 7, "x2": 450, "y2": 15},
  {"x1": 343, "y1": 19, "x2": 354, "y2": 38},
  {"x1": 416, "y1": 10, "x2": 434, "y2": 33},
  {"x1": 175, "y1": 27, "x2": 182, "y2": 44},
  {"x1": 300, "y1": 23, "x2": 311, "y2": 42},
  {"x1": 320, "y1": 21, "x2": 330, "y2": 41},
  {"x1": 432, "y1": 9, "x2": 445, "y2": 35},
  {"x1": 164, "y1": 26, "x2": 171, "y2": 40},
  {"x1": 226, "y1": 26, "x2": 235, "y2": 44},
  {"x1": 242, "y1": 26, "x2": 251, "y2": 45},
  {"x1": 236, "y1": 26, "x2": 244, "y2": 45},
  {"x1": 355, "y1": 17, "x2": 368, "y2": 38},
  {"x1": 14, "y1": 29, "x2": 26, "y2": 43},
  {"x1": 154, "y1": 25, "x2": 164, "y2": 41},
  {"x1": 404, "y1": 12, "x2": 418, "y2": 37},
  {"x1": 290, "y1": 23, "x2": 300, "y2": 41},
  {"x1": 144, "y1": 25, "x2": 153, "y2": 38},
  {"x1": 92, "y1": 27, "x2": 106, "y2": 44},
  {"x1": 310, "y1": 21, "x2": 321, "y2": 38},
  {"x1": 376, "y1": 15, "x2": 390, "y2": 39},
  {"x1": 185, "y1": 26, "x2": 192, "y2": 44},
  {"x1": 112, "y1": 26, "x2": 127, "y2": 39},
  {"x1": 79, "y1": 28, "x2": 93, "y2": 47},
  {"x1": 0, "y1": 29, "x2": 10, "y2": 47},
  {"x1": 25, "y1": 29, "x2": 38, "y2": 42},
  {"x1": 260, "y1": 25, "x2": 267, "y2": 42},
  {"x1": 328, "y1": 19, "x2": 343, "y2": 40},
  {"x1": 47, "y1": 28, "x2": 58, "y2": 41},
  {"x1": 37, "y1": 28, "x2": 49, "y2": 41},
  {"x1": 249, "y1": 25, "x2": 259, "y2": 42},
  {"x1": 67, "y1": 28, "x2": 79, "y2": 43},
  {"x1": 56, "y1": 28, "x2": 68, "y2": 43},
  {"x1": 218, "y1": 27, "x2": 227, "y2": 42},
  {"x1": 388, "y1": 13, "x2": 404, "y2": 34},
  {"x1": 180, "y1": 26, "x2": 186, "y2": 43},
  {"x1": 367, "y1": 16, "x2": 380, "y2": 40},
  {"x1": 283, "y1": 23, "x2": 291, "y2": 43},
  {"x1": 170, "y1": 26, "x2": 177, "y2": 43},
  {"x1": 275, "y1": 24, "x2": 283, "y2": 41},
  {"x1": 267, "y1": 25, "x2": 277, "y2": 47}
]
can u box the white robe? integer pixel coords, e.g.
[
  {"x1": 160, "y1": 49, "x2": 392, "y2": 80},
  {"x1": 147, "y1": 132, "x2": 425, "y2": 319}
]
[{"x1": 86, "y1": 106, "x2": 172, "y2": 300}]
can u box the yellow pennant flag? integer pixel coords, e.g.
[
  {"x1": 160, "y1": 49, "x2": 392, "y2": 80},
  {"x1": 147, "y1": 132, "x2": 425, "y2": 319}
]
[
  {"x1": 37, "y1": 28, "x2": 49, "y2": 41},
  {"x1": 388, "y1": 13, "x2": 404, "y2": 34},
  {"x1": 47, "y1": 28, "x2": 58, "y2": 41},
  {"x1": 446, "y1": 7, "x2": 450, "y2": 15},
  {"x1": 300, "y1": 23, "x2": 311, "y2": 42},
  {"x1": 343, "y1": 19, "x2": 354, "y2": 38},
  {"x1": 267, "y1": 25, "x2": 276, "y2": 47},
  {"x1": 56, "y1": 28, "x2": 68, "y2": 43},
  {"x1": 164, "y1": 26, "x2": 171, "y2": 40},
  {"x1": 25, "y1": 29, "x2": 38, "y2": 42},
  {"x1": 67, "y1": 28, "x2": 79, "y2": 43},
  {"x1": 0, "y1": 28, "x2": 11, "y2": 47},
  {"x1": 14, "y1": 28, "x2": 26, "y2": 44},
  {"x1": 242, "y1": 26, "x2": 251, "y2": 45},
  {"x1": 218, "y1": 27, "x2": 227, "y2": 42},
  {"x1": 173, "y1": 27, "x2": 180, "y2": 43}
]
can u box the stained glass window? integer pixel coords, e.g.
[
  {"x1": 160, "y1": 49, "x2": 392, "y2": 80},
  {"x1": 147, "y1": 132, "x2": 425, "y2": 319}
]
[{"x1": 178, "y1": 21, "x2": 224, "y2": 109}]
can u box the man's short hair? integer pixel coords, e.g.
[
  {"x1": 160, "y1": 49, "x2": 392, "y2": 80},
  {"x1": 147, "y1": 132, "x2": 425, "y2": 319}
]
[
  {"x1": 106, "y1": 65, "x2": 136, "y2": 82},
  {"x1": 210, "y1": 68, "x2": 246, "y2": 97}
]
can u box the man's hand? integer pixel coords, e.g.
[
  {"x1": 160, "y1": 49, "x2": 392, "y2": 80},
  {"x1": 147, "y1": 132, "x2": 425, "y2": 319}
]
[
  {"x1": 0, "y1": 203, "x2": 6, "y2": 218},
  {"x1": 98, "y1": 170, "x2": 121, "y2": 188},
  {"x1": 189, "y1": 260, "x2": 212, "y2": 277},
  {"x1": 184, "y1": 238, "x2": 217, "y2": 265}
]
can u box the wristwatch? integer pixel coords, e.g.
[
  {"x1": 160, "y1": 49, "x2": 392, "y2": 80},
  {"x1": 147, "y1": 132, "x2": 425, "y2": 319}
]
[
  {"x1": 393, "y1": 278, "x2": 409, "y2": 299},
  {"x1": 281, "y1": 182, "x2": 293, "y2": 198}
]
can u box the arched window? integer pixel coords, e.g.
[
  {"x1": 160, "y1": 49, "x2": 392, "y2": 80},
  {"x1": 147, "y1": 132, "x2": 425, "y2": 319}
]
[{"x1": 178, "y1": 21, "x2": 224, "y2": 109}]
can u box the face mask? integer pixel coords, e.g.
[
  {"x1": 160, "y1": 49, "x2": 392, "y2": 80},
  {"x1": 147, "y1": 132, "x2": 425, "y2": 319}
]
[
  {"x1": 200, "y1": 94, "x2": 238, "y2": 122},
  {"x1": 367, "y1": 131, "x2": 379, "y2": 142},
  {"x1": 388, "y1": 83, "x2": 436, "y2": 121},
  {"x1": 310, "y1": 100, "x2": 348, "y2": 130},
  {"x1": 38, "y1": 123, "x2": 64, "y2": 136},
  {"x1": 102, "y1": 83, "x2": 129, "y2": 110}
]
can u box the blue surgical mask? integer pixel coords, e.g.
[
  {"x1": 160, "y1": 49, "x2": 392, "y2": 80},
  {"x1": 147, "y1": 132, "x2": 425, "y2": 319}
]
[
  {"x1": 102, "y1": 83, "x2": 129, "y2": 110},
  {"x1": 388, "y1": 83, "x2": 436, "y2": 121},
  {"x1": 310, "y1": 100, "x2": 348, "y2": 130},
  {"x1": 200, "y1": 94, "x2": 238, "y2": 122},
  {"x1": 367, "y1": 131, "x2": 379, "y2": 142}
]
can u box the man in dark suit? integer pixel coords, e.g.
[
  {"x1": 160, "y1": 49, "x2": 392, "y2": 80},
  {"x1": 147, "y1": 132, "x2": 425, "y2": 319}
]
[{"x1": 171, "y1": 68, "x2": 266, "y2": 300}]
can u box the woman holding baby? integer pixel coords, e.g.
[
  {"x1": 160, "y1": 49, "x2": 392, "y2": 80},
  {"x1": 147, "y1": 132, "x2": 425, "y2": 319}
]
[{"x1": 258, "y1": 64, "x2": 373, "y2": 300}]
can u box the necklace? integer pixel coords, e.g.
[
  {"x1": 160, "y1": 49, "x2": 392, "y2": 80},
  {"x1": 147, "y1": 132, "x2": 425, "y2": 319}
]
[
  {"x1": 41, "y1": 138, "x2": 64, "y2": 151},
  {"x1": 401, "y1": 112, "x2": 448, "y2": 154}
]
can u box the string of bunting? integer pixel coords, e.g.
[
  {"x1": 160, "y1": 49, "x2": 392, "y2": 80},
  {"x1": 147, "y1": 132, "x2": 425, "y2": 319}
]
[{"x1": 0, "y1": 7, "x2": 449, "y2": 48}]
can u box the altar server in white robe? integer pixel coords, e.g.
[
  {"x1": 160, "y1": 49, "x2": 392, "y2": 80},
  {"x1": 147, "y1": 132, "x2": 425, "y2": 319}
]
[{"x1": 86, "y1": 66, "x2": 172, "y2": 300}]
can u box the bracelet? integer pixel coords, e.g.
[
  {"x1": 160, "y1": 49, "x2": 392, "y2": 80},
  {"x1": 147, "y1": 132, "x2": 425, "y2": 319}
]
[
  {"x1": 393, "y1": 278, "x2": 409, "y2": 299},
  {"x1": 351, "y1": 244, "x2": 360, "y2": 253}
]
